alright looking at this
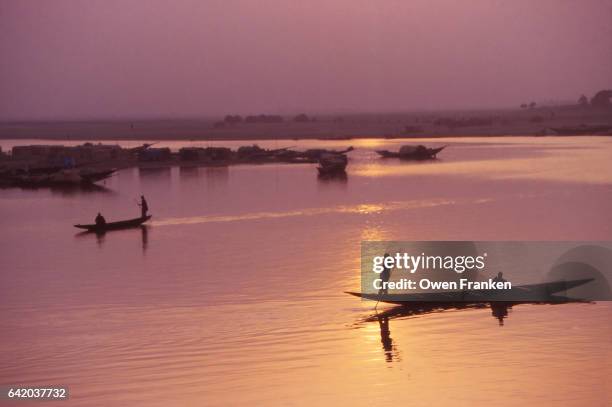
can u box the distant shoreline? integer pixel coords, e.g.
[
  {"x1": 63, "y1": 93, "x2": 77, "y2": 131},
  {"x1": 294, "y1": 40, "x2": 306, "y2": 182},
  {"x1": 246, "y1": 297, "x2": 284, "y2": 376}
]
[
  {"x1": 1, "y1": 133, "x2": 611, "y2": 142},
  {"x1": 1, "y1": 107, "x2": 610, "y2": 141}
]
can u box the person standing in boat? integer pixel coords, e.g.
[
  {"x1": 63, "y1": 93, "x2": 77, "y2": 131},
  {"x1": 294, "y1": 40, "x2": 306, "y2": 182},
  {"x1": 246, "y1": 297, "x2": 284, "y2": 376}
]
[
  {"x1": 95, "y1": 212, "x2": 106, "y2": 227},
  {"x1": 379, "y1": 253, "x2": 392, "y2": 296},
  {"x1": 492, "y1": 272, "x2": 506, "y2": 284},
  {"x1": 138, "y1": 195, "x2": 149, "y2": 218}
]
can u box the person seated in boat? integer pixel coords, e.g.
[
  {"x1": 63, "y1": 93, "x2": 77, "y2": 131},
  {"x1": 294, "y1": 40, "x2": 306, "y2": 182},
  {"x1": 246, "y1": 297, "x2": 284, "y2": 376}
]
[
  {"x1": 492, "y1": 272, "x2": 506, "y2": 284},
  {"x1": 379, "y1": 253, "x2": 392, "y2": 296},
  {"x1": 95, "y1": 212, "x2": 106, "y2": 227},
  {"x1": 138, "y1": 195, "x2": 149, "y2": 218}
]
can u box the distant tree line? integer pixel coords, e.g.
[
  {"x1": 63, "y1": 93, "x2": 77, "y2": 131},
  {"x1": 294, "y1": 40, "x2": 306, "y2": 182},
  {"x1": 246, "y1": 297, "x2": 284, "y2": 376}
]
[
  {"x1": 213, "y1": 113, "x2": 316, "y2": 128},
  {"x1": 575, "y1": 90, "x2": 612, "y2": 109},
  {"x1": 434, "y1": 117, "x2": 494, "y2": 128},
  {"x1": 293, "y1": 113, "x2": 316, "y2": 122},
  {"x1": 519, "y1": 90, "x2": 612, "y2": 110},
  {"x1": 226, "y1": 114, "x2": 284, "y2": 124},
  {"x1": 588, "y1": 90, "x2": 612, "y2": 109},
  {"x1": 520, "y1": 102, "x2": 537, "y2": 109}
]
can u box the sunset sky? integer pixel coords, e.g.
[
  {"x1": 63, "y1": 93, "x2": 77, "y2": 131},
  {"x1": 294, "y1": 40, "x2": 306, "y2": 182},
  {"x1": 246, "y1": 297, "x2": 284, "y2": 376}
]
[{"x1": 1, "y1": 0, "x2": 611, "y2": 119}]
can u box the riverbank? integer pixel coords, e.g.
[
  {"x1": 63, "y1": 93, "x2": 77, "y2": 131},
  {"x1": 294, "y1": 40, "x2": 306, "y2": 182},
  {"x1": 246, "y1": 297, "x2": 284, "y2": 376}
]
[{"x1": 1, "y1": 107, "x2": 611, "y2": 140}]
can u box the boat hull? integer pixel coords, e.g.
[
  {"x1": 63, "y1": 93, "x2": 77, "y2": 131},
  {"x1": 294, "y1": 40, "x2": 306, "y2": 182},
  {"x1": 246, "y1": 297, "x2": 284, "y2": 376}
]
[
  {"x1": 74, "y1": 215, "x2": 152, "y2": 232},
  {"x1": 376, "y1": 146, "x2": 445, "y2": 160},
  {"x1": 317, "y1": 153, "x2": 348, "y2": 175},
  {"x1": 346, "y1": 278, "x2": 593, "y2": 304}
]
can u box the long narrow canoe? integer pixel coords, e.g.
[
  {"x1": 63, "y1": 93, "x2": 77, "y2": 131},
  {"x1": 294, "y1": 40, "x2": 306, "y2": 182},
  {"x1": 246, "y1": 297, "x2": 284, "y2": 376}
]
[
  {"x1": 74, "y1": 215, "x2": 152, "y2": 232},
  {"x1": 346, "y1": 278, "x2": 593, "y2": 304}
]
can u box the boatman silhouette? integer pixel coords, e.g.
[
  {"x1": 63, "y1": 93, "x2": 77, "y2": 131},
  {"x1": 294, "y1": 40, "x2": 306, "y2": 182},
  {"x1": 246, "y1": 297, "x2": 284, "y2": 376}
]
[
  {"x1": 379, "y1": 253, "x2": 392, "y2": 296},
  {"x1": 95, "y1": 212, "x2": 106, "y2": 227},
  {"x1": 138, "y1": 195, "x2": 149, "y2": 218},
  {"x1": 375, "y1": 253, "x2": 393, "y2": 310},
  {"x1": 492, "y1": 272, "x2": 507, "y2": 284}
]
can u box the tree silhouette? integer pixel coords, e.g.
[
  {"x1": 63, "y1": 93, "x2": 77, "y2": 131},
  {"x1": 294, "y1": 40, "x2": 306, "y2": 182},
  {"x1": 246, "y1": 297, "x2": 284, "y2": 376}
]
[{"x1": 590, "y1": 90, "x2": 612, "y2": 108}]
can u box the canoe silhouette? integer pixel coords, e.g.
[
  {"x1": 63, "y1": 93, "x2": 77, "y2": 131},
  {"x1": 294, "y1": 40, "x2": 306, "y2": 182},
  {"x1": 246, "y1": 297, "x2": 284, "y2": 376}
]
[
  {"x1": 74, "y1": 215, "x2": 152, "y2": 232},
  {"x1": 376, "y1": 145, "x2": 446, "y2": 160},
  {"x1": 317, "y1": 153, "x2": 348, "y2": 175},
  {"x1": 346, "y1": 278, "x2": 594, "y2": 304}
]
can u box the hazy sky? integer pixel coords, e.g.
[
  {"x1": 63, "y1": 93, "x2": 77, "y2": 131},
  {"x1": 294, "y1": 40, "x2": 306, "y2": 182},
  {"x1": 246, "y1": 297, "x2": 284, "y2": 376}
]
[{"x1": 1, "y1": 0, "x2": 611, "y2": 120}]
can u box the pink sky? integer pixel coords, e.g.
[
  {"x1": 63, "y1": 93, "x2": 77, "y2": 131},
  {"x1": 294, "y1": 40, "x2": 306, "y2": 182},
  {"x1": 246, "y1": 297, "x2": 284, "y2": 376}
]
[{"x1": 1, "y1": 0, "x2": 611, "y2": 119}]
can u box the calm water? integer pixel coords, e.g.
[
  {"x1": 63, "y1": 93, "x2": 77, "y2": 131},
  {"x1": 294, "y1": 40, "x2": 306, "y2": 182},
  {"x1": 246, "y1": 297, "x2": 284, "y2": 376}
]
[{"x1": 1, "y1": 137, "x2": 611, "y2": 406}]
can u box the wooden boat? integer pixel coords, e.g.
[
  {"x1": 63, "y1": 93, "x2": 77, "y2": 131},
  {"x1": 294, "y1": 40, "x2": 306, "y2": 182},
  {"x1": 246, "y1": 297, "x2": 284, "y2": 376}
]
[
  {"x1": 376, "y1": 145, "x2": 446, "y2": 160},
  {"x1": 9, "y1": 168, "x2": 116, "y2": 187},
  {"x1": 74, "y1": 215, "x2": 152, "y2": 232},
  {"x1": 346, "y1": 278, "x2": 593, "y2": 304},
  {"x1": 304, "y1": 146, "x2": 354, "y2": 160},
  {"x1": 317, "y1": 153, "x2": 348, "y2": 175}
]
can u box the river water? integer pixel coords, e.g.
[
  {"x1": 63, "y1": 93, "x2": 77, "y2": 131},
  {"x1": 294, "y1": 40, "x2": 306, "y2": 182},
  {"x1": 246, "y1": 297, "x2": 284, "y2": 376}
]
[{"x1": 1, "y1": 137, "x2": 611, "y2": 406}]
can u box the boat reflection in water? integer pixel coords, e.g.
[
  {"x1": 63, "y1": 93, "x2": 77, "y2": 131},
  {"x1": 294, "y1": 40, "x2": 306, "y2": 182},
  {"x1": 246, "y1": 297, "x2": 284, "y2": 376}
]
[
  {"x1": 178, "y1": 166, "x2": 199, "y2": 178},
  {"x1": 491, "y1": 302, "x2": 510, "y2": 325},
  {"x1": 377, "y1": 315, "x2": 400, "y2": 363},
  {"x1": 204, "y1": 166, "x2": 229, "y2": 187},
  {"x1": 3, "y1": 182, "x2": 113, "y2": 196},
  {"x1": 75, "y1": 224, "x2": 150, "y2": 255},
  {"x1": 361, "y1": 299, "x2": 588, "y2": 362},
  {"x1": 138, "y1": 167, "x2": 171, "y2": 185},
  {"x1": 141, "y1": 225, "x2": 149, "y2": 254},
  {"x1": 317, "y1": 171, "x2": 348, "y2": 183}
]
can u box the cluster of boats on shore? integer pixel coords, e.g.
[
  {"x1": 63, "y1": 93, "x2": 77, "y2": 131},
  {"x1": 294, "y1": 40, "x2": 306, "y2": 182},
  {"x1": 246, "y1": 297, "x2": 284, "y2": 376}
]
[{"x1": 0, "y1": 142, "x2": 447, "y2": 187}]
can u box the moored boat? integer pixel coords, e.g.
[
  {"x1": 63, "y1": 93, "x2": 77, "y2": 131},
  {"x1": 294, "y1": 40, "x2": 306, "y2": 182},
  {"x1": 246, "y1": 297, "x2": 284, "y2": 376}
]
[
  {"x1": 346, "y1": 278, "x2": 593, "y2": 304},
  {"x1": 74, "y1": 215, "x2": 152, "y2": 232},
  {"x1": 376, "y1": 145, "x2": 446, "y2": 160},
  {"x1": 317, "y1": 153, "x2": 348, "y2": 175},
  {"x1": 6, "y1": 168, "x2": 116, "y2": 187}
]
